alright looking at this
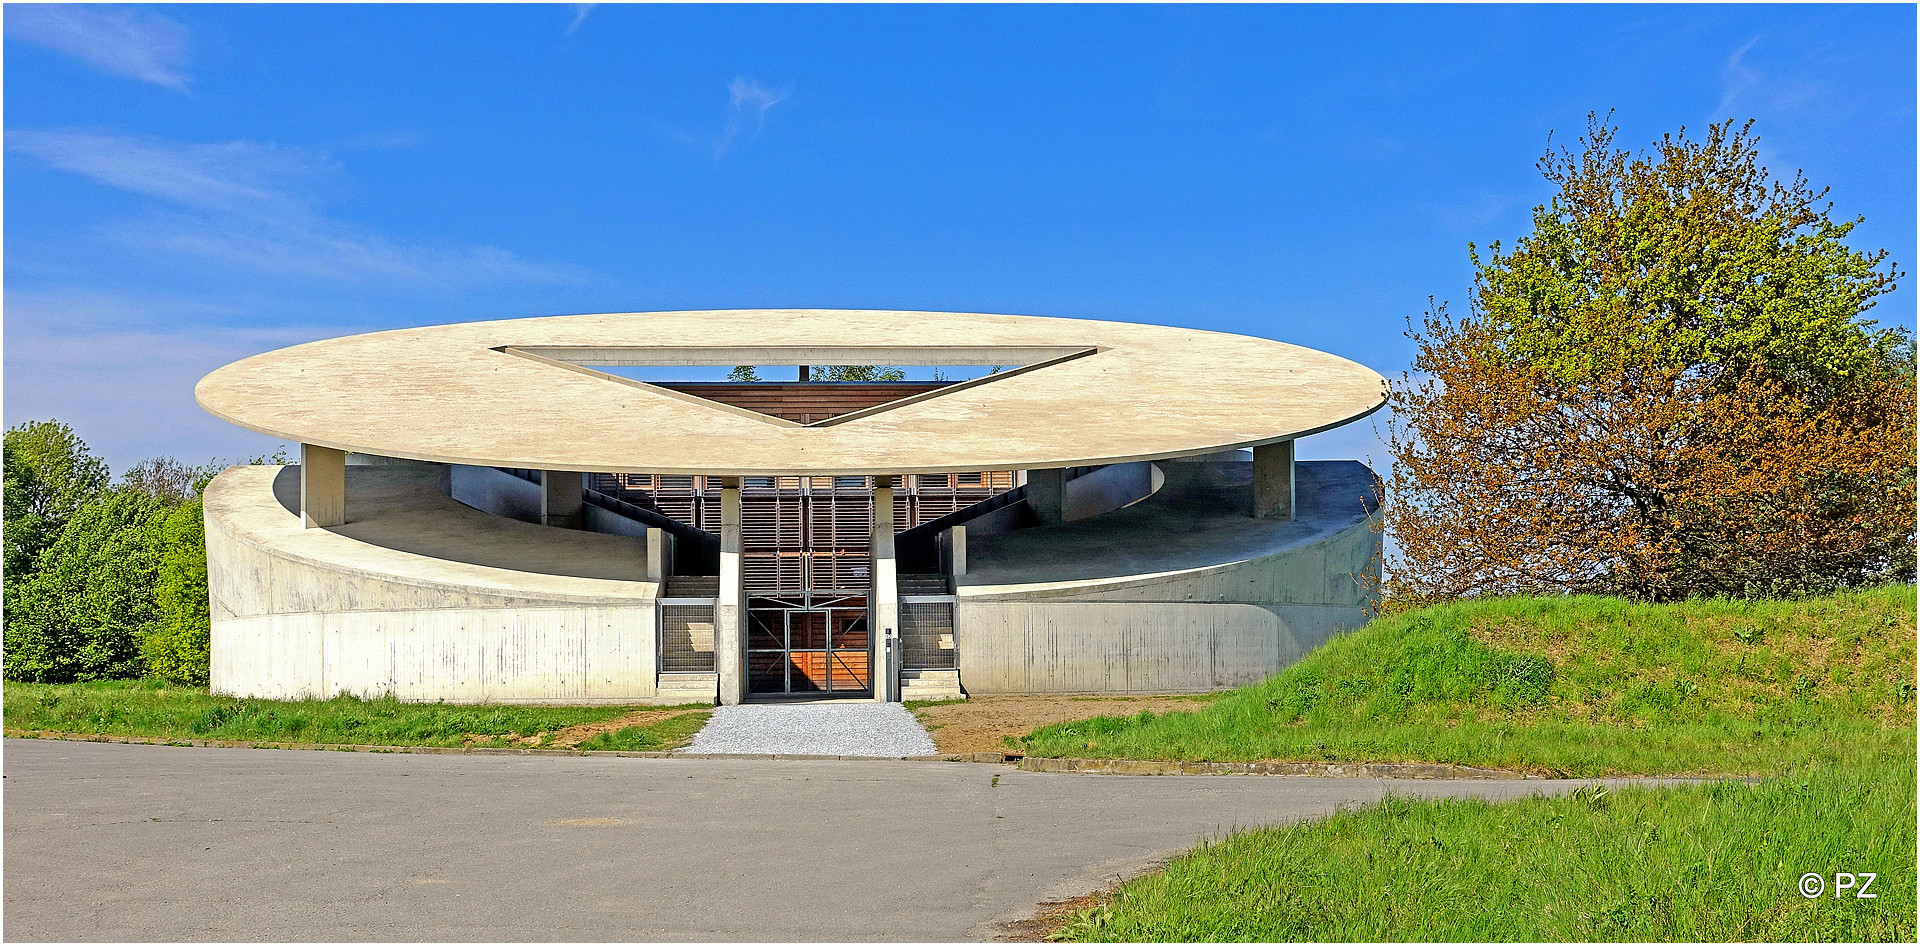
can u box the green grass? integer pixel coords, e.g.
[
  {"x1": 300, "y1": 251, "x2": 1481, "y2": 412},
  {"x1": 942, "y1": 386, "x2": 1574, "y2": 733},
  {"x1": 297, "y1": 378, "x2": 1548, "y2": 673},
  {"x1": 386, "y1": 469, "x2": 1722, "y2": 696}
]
[
  {"x1": 575, "y1": 711, "x2": 711, "y2": 751},
  {"x1": 1016, "y1": 586, "x2": 1917, "y2": 777},
  {"x1": 1, "y1": 678, "x2": 692, "y2": 749},
  {"x1": 1054, "y1": 749, "x2": 1916, "y2": 942}
]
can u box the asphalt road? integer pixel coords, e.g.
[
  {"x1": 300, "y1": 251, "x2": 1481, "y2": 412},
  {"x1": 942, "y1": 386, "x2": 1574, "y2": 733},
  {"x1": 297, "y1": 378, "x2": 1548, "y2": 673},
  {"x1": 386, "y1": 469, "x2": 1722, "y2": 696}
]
[{"x1": 4, "y1": 739, "x2": 1677, "y2": 941}]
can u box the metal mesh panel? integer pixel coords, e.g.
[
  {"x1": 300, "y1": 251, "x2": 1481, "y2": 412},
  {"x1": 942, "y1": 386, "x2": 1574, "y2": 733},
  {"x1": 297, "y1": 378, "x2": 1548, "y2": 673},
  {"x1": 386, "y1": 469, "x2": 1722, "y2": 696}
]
[
  {"x1": 660, "y1": 604, "x2": 717, "y2": 673},
  {"x1": 900, "y1": 601, "x2": 957, "y2": 670}
]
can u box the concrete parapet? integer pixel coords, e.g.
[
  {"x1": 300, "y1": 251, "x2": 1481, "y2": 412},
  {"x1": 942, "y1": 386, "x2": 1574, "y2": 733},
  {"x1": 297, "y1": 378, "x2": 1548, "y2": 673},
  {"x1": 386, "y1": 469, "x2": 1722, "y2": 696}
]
[
  {"x1": 204, "y1": 463, "x2": 663, "y2": 703},
  {"x1": 952, "y1": 458, "x2": 1380, "y2": 695}
]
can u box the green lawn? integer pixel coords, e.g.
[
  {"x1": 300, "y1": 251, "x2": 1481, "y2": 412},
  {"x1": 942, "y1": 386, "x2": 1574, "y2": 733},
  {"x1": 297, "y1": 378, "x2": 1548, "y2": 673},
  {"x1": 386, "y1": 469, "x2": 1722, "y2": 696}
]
[
  {"x1": 1055, "y1": 749, "x2": 1915, "y2": 942},
  {"x1": 1016, "y1": 586, "x2": 1917, "y2": 777},
  {"x1": 2, "y1": 678, "x2": 708, "y2": 750},
  {"x1": 1038, "y1": 587, "x2": 1917, "y2": 942}
]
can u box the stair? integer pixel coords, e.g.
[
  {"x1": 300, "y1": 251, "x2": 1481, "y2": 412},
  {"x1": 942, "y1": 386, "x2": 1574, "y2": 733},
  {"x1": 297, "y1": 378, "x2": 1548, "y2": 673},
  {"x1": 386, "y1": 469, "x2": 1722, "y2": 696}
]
[
  {"x1": 665, "y1": 576, "x2": 720, "y2": 598},
  {"x1": 900, "y1": 669, "x2": 964, "y2": 702},
  {"x1": 896, "y1": 574, "x2": 950, "y2": 596},
  {"x1": 656, "y1": 671, "x2": 717, "y2": 705}
]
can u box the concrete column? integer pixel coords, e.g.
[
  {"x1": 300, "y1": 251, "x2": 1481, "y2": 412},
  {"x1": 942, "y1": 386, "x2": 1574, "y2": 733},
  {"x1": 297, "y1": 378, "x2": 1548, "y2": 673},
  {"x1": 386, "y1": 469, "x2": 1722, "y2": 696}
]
[
  {"x1": 715, "y1": 477, "x2": 747, "y2": 706},
  {"x1": 1253, "y1": 440, "x2": 1296, "y2": 520},
  {"x1": 300, "y1": 443, "x2": 347, "y2": 529},
  {"x1": 943, "y1": 524, "x2": 967, "y2": 578},
  {"x1": 645, "y1": 527, "x2": 671, "y2": 583},
  {"x1": 1026, "y1": 467, "x2": 1067, "y2": 526},
  {"x1": 541, "y1": 470, "x2": 585, "y2": 529},
  {"x1": 871, "y1": 477, "x2": 900, "y2": 702}
]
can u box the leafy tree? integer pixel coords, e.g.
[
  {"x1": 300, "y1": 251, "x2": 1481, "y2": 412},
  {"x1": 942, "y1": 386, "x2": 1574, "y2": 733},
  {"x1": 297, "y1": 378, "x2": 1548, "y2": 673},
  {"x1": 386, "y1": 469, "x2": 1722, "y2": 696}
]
[
  {"x1": 811, "y1": 365, "x2": 907, "y2": 381},
  {"x1": 144, "y1": 499, "x2": 212, "y2": 685},
  {"x1": 3, "y1": 420, "x2": 110, "y2": 582},
  {"x1": 3, "y1": 489, "x2": 169, "y2": 682},
  {"x1": 1386, "y1": 116, "x2": 1914, "y2": 603},
  {"x1": 121, "y1": 456, "x2": 218, "y2": 505},
  {"x1": 726, "y1": 365, "x2": 763, "y2": 382}
]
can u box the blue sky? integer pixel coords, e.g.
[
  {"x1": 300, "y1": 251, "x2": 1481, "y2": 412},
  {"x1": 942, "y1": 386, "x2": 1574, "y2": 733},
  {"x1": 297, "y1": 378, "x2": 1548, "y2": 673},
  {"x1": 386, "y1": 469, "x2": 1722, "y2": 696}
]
[{"x1": 6, "y1": 3, "x2": 1914, "y2": 474}]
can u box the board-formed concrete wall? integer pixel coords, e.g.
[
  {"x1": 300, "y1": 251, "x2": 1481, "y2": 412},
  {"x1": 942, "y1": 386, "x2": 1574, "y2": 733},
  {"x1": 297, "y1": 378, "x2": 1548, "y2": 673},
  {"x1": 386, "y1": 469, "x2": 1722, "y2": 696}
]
[
  {"x1": 204, "y1": 457, "x2": 1376, "y2": 702},
  {"x1": 954, "y1": 601, "x2": 1360, "y2": 693},
  {"x1": 953, "y1": 458, "x2": 1380, "y2": 694},
  {"x1": 205, "y1": 464, "x2": 662, "y2": 703}
]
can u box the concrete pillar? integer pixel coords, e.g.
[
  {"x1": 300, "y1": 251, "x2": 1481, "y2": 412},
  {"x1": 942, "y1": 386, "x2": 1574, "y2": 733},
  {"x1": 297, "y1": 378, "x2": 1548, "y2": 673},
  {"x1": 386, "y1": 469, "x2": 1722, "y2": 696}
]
[
  {"x1": 300, "y1": 443, "x2": 346, "y2": 529},
  {"x1": 1253, "y1": 440, "x2": 1295, "y2": 520},
  {"x1": 541, "y1": 470, "x2": 585, "y2": 529},
  {"x1": 645, "y1": 527, "x2": 671, "y2": 583},
  {"x1": 715, "y1": 477, "x2": 747, "y2": 706},
  {"x1": 871, "y1": 477, "x2": 900, "y2": 702},
  {"x1": 1027, "y1": 467, "x2": 1067, "y2": 526},
  {"x1": 943, "y1": 524, "x2": 967, "y2": 578}
]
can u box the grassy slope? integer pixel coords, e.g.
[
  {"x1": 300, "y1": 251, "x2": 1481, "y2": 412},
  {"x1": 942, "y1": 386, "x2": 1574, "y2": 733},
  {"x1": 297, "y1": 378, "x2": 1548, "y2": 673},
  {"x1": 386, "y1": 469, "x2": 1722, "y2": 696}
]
[
  {"x1": 1057, "y1": 750, "x2": 1916, "y2": 942},
  {"x1": 1017, "y1": 586, "x2": 1917, "y2": 776},
  {"x1": 2, "y1": 679, "x2": 706, "y2": 750}
]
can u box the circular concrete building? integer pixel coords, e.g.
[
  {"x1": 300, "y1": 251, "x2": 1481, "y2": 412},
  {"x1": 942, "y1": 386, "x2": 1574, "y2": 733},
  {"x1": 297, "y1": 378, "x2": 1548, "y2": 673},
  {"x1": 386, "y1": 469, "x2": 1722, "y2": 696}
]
[{"x1": 196, "y1": 309, "x2": 1386, "y2": 704}]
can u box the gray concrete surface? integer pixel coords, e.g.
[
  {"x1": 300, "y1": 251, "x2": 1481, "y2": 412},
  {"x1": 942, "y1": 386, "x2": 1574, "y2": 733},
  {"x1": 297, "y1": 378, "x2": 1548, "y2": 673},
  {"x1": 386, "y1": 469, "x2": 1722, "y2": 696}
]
[
  {"x1": 193, "y1": 309, "x2": 1388, "y2": 477},
  {"x1": 3, "y1": 739, "x2": 1688, "y2": 942},
  {"x1": 955, "y1": 459, "x2": 1381, "y2": 695},
  {"x1": 205, "y1": 465, "x2": 664, "y2": 705},
  {"x1": 683, "y1": 703, "x2": 937, "y2": 757}
]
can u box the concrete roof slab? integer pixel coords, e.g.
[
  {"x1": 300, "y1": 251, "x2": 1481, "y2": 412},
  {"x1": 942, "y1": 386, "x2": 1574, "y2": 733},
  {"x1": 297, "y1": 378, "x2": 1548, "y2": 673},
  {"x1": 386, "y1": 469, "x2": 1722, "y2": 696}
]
[{"x1": 195, "y1": 309, "x2": 1386, "y2": 475}]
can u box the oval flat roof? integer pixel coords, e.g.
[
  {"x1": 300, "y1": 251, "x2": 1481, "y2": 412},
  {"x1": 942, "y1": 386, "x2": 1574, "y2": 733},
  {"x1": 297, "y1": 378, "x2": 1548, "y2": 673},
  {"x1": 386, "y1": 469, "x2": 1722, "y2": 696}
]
[{"x1": 195, "y1": 309, "x2": 1386, "y2": 475}]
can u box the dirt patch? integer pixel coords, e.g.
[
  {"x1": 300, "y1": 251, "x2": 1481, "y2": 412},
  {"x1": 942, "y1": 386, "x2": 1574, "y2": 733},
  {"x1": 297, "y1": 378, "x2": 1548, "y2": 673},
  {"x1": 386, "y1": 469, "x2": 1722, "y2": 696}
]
[
  {"x1": 993, "y1": 890, "x2": 1110, "y2": 942},
  {"x1": 911, "y1": 694, "x2": 1217, "y2": 755},
  {"x1": 461, "y1": 708, "x2": 704, "y2": 750}
]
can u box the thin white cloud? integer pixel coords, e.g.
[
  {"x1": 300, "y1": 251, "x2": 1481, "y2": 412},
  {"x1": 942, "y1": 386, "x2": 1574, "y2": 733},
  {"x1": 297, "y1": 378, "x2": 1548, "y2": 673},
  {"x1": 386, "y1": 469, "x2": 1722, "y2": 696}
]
[
  {"x1": 717, "y1": 77, "x2": 789, "y2": 156},
  {"x1": 116, "y1": 215, "x2": 579, "y2": 284},
  {"x1": 7, "y1": 4, "x2": 193, "y2": 92},
  {"x1": 9, "y1": 128, "x2": 583, "y2": 286},
  {"x1": 565, "y1": 4, "x2": 596, "y2": 35},
  {"x1": 1, "y1": 290, "x2": 334, "y2": 470},
  {"x1": 662, "y1": 77, "x2": 791, "y2": 159},
  {"x1": 1715, "y1": 36, "x2": 1763, "y2": 118},
  {"x1": 10, "y1": 129, "x2": 323, "y2": 216}
]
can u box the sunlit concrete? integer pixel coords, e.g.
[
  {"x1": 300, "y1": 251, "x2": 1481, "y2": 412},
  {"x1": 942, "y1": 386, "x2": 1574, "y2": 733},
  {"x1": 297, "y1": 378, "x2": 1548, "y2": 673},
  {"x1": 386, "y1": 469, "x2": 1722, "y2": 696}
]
[
  {"x1": 955, "y1": 456, "x2": 1380, "y2": 694},
  {"x1": 195, "y1": 310, "x2": 1388, "y2": 475},
  {"x1": 204, "y1": 463, "x2": 663, "y2": 703}
]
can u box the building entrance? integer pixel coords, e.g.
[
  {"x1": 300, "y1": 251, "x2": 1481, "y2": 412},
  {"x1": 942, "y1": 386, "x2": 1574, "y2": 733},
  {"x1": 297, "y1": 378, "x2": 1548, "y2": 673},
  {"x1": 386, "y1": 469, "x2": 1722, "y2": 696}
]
[{"x1": 747, "y1": 594, "x2": 871, "y2": 695}]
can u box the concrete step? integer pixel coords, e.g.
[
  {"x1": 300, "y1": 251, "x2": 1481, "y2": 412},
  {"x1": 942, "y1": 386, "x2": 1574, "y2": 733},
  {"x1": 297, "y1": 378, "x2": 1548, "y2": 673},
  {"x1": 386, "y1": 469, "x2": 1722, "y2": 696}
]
[
  {"x1": 656, "y1": 671, "x2": 717, "y2": 703},
  {"x1": 664, "y1": 577, "x2": 720, "y2": 598},
  {"x1": 901, "y1": 670, "x2": 959, "y2": 682},
  {"x1": 900, "y1": 669, "x2": 963, "y2": 701},
  {"x1": 896, "y1": 574, "x2": 951, "y2": 595}
]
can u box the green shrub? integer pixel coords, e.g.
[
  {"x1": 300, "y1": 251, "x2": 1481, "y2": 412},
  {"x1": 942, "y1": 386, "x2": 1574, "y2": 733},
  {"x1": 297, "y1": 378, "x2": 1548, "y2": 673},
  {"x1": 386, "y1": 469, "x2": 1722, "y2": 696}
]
[
  {"x1": 3, "y1": 490, "x2": 168, "y2": 682},
  {"x1": 143, "y1": 501, "x2": 211, "y2": 684}
]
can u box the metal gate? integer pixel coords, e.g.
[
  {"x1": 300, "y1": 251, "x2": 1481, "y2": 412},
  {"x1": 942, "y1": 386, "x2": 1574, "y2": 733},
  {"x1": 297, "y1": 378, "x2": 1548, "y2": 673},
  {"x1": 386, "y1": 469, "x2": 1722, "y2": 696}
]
[{"x1": 747, "y1": 593, "x2": 871, "y2": 695}]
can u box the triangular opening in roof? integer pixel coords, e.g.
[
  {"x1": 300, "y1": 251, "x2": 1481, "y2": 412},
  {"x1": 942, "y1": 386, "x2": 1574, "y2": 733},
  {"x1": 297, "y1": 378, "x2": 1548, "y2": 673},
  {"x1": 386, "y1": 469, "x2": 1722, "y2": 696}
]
[{"x1": 493, "y1": 345, "x2": 1099, "y2": 428}]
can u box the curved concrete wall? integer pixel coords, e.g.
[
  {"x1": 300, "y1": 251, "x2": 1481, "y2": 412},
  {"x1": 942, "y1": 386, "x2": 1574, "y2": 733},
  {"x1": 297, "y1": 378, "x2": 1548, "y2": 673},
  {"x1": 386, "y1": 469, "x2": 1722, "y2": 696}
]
[
  {"x1": 954, "y1": 458, "x2": 1380, "y2": 694},
  {"x1": 205, "y1": 457, "x2": 1379, "y2": 702},
  {"x1": 206, "y1": 464, "x2": 662, "y2": 703}
]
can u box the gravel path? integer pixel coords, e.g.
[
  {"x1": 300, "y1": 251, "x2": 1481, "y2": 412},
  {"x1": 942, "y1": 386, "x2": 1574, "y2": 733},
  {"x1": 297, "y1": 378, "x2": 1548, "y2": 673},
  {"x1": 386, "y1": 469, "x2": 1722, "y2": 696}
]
[{"x1": 683, "y1": 702, "x2": 937, "y2": 757}]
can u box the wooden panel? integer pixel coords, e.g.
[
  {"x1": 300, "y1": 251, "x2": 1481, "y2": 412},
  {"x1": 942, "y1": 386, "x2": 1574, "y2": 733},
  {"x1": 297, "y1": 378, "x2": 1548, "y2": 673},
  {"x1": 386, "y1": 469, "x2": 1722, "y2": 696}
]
[
  {"x1": 782, "y1": 650, "x2": 867, "y2": 691},
  {"x1": 653, "y1": 383, "x2": 946, "y2": 423},
  {"x1": 830, "y1": 650, "x2": 870, "y2": 690}
]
